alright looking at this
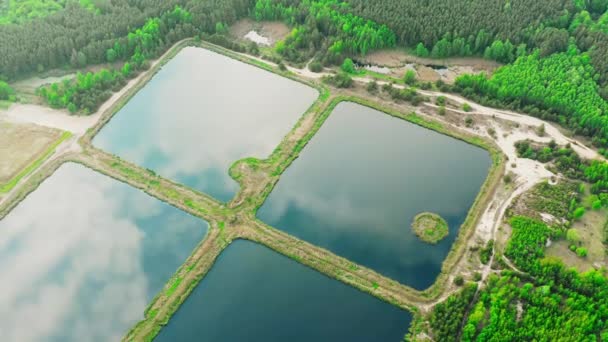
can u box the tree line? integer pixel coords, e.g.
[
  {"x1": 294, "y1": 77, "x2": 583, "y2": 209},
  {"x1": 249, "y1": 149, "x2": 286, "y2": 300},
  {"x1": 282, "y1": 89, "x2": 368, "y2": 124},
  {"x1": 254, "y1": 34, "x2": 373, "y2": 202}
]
[
  {"x1": 344, "y1": 0, "x2": 570, "y2": 57},
  {"x1": 423, "y1": 215, "x2": 608, "y2": 341},
  {"x1": 465, "y1": 216, "x2": 608, "y2": 341},
  {"x1": 0, "y1": 0, "x2": 96, "y2": 25},
  {"x1": 0, "y1": 0, "x2": 253, "y2": 81},
  {"x1": 36, "y1": 1, "x2": 252, "y2": 114}
]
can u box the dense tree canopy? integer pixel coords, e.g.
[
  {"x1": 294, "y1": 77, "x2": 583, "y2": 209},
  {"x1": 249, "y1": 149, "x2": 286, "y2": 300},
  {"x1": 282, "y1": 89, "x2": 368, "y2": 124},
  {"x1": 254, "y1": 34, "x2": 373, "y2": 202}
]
[
  {"x1": 455, "y1": 46, "x2": 608, "y2": 147},
  {"x1": 344, "y1": 0, "x2": 571, "y2": 50},
  {"x1": 465, "y1": 216, "x2": 608, "y2": 341},
  {"x1": 0, "y1": 0, "x2": 253, "y2": 80},
  {"x1": 425, "y1": 215, "x2": 608, "y2": 341},
  {"x1": 37, "y1": 5, "x2": 198, "y2": 114},
  {"x1": 35, "y1": 1, "x2": 253, "y2": 114},
  {"x1": 253, "y1": 0, "x2": 396, "y2": 64},
  {"x1": 0, "y1": 0, "x2": 96, "y2": 25}
]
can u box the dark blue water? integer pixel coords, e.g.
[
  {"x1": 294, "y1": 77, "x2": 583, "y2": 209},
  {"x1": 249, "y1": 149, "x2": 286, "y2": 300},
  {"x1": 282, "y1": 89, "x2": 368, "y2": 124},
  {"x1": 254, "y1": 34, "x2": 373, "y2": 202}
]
[
  {"x1": 93, "y1": 47, "x2": 318, "y2": 202},
  {"x1": 0, "y1": 163, "x2": 207, "y2": 341},
  {"x1": 156, "y1": 240, "x2": 411, "y2": 341},
  {"x1": 258, "y1": 102, "x2": 491, "y2": 290}
]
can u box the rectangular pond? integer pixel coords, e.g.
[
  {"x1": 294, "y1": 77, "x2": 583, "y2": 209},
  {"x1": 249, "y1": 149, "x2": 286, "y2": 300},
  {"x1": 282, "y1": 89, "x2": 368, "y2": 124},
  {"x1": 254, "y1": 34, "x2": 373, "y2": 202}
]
[
  {"x1": 257, "y1": 102, "x2": 491, "y2": 290},
  {"x1": 0, "y1": 163, "x2": 207, "y2": 342},
  {"x1": 155, "y1": 240, "x2": 411, "y2": 341},
  {"x1": 93, "y1": 46, "x2": 319, "y2": 203}
]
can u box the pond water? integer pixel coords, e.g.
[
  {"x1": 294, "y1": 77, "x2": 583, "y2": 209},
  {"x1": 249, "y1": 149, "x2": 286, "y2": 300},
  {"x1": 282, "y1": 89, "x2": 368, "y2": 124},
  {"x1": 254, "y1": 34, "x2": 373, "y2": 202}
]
[
  {"x1": 257, "y1": 102, "x2": 491, "y2": 289},
  {"x1": 156, "y1": 240, "x2": 410, "y2": 341},
  {"x1": 0, "y1": 163, "x2": 207, "y2": 342},
  {"x1": 94, "y1": 46, "x2": 318, "y2": 202}
]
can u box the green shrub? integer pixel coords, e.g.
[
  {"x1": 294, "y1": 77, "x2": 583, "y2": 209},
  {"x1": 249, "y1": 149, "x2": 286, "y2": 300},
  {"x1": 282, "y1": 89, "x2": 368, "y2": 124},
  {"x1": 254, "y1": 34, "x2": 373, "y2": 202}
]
[
  {"x1": 576, "y1": 247, "x2": 588, "y2": 257},
  {"x1": 573, "y1": 207, "x2": 585, "y2": 220},
  {"x1": 566, "y1": 229, "x2": 580, "y2": 243},
  {"x1": 309, "y1": 60, "x2": 323, "y2": 72},
  {"x1": 404, "y1": 69, "x2": 417, "y2": 85},
  {"x1": 341, "y1": 58, "x2": 357, "y2": 74},
  {"x1": 366, "y1": 80, "x2": 378, "y2": 93}
]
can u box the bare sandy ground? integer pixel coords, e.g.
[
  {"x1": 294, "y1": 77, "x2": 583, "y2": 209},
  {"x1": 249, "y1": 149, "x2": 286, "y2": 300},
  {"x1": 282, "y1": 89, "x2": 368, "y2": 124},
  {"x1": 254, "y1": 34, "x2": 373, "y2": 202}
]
[
  {"x1": 363, "y1": 49, "x2": 500, "y2": 70},
  {"x1": 360, "y1": 49, "x2": 499, "y2": 84},
  {"x1": 11, "y1": 74, "x2": 75, "y2": 94},
  {"x1": 230, "y1": 19, "x2": 290, "y2": 47}
]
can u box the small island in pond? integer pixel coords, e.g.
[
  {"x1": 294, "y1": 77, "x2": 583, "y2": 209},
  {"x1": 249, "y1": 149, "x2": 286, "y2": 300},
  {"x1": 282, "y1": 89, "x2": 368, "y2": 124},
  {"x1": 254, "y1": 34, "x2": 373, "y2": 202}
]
[{"x1": 411, "y1": 212, "x2": 449, "y2": 244}]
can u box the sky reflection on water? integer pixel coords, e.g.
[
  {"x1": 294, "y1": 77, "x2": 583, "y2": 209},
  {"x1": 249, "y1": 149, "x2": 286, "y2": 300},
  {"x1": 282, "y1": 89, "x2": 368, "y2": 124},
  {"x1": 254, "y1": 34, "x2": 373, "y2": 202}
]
[
  {"x1": 258, "y1": 102, "x2": 491, "y2": 289},
  {"x1": 94, "y1": 47, "x2": 318, "y2": 202},
  {"x1": 0, "y1": 163, "x2": 206, "y2": 342}
]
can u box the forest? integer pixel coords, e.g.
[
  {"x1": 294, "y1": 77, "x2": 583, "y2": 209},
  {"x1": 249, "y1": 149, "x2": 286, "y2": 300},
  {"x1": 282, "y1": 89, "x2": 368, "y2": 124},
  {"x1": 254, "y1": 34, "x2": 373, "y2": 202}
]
[
  {"x1": 464, "y1": 216, "x2": 608, "y2": 341},
  {"x1": 0, "y1": 0, "x2": 96, "y2": 25},
  {"x1": 253, "y1": 0, "x2": 396, "y2": 64},
  {"x1": 0, "y1": 0, "x2": 253, "y2": 80},
  {"x1": 343, "y1": 0, "x2": 571, "y2": 48},
  {"x1": 455, "y1": 47, "x2": 608, "y2": 149},
  {"x1": 424, "y1": 215, "x2": 608, "y2": 341},
  {"x1": 37, "y1": 5, "x2": 195, "y2": 113}
]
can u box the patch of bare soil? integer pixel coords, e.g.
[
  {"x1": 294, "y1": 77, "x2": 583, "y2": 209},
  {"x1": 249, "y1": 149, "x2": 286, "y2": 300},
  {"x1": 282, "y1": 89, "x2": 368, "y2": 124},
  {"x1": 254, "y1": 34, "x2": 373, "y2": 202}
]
[
  {"x1": 365, "y1": 49, "x2": 500, "y2": 70},
  {"x1": 12, "y1": 74, "x2": 75, "y2": 94},
  {"x1": 415, "y1": 65, "x2": 440, "y2": 83},
  {"x1": 546, "y1": 241, "x2": 595, "y2": 272},
  {"x1": 363, "y1": 49, "x2": 500, "y2": 84},
  {"x1": 230, "y1": 19, "x2": 290, "y2": 46},
  {"x1": 570, "y1": 210, "x2": 608, "y2": 266},
  {"x1": 0, "y1": 121, "x2": 61, "y2": 183}
]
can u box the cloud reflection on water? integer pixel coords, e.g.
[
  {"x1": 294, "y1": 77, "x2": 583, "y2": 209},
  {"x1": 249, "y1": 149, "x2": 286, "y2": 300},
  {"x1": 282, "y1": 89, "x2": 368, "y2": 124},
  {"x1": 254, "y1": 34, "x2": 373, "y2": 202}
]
[
  {"x1": 258, "y1": 102, "x2": 491, "y2": 289},
  {"x1": 0, "y1": 163, "x2": 206, "y2": 342},
  {"x1": 94, "y1": 47, "x2": 318, "y2": 202}
]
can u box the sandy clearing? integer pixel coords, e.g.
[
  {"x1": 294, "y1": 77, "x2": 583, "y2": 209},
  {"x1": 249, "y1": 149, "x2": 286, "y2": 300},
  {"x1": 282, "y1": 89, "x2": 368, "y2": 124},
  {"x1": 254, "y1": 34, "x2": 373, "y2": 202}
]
[
  {"x1": 1, "y1": 104, "x2": 98, "y2": 135},
  {"x1": 11, "y1": 74, "x2": 76, "y2": 93},
  {"x1": 230, "y1": 19, "x2": 290, "y2": 47},
  {"x1": 418, "y1": 90, "x2": 602, "y2": 161},
  {"x1": 362, "y1": 49, "x2": 500, "y2": 70}
]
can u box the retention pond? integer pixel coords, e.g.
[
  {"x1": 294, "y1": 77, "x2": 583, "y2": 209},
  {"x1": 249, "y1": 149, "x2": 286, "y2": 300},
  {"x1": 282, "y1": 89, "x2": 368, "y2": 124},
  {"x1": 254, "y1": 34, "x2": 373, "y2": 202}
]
[
  {"x1": 258, "y1": 102, "x2": 491, "y2": 289},
  {"x1": 94, "y1": 46, "x2": 318, "y2": 202},
  {"x1": 0, "y1": 163, "x2": 207, "y2": 341},
  {"x1": 156, "y1": 240, "x2": 411, "y2": 341}
]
